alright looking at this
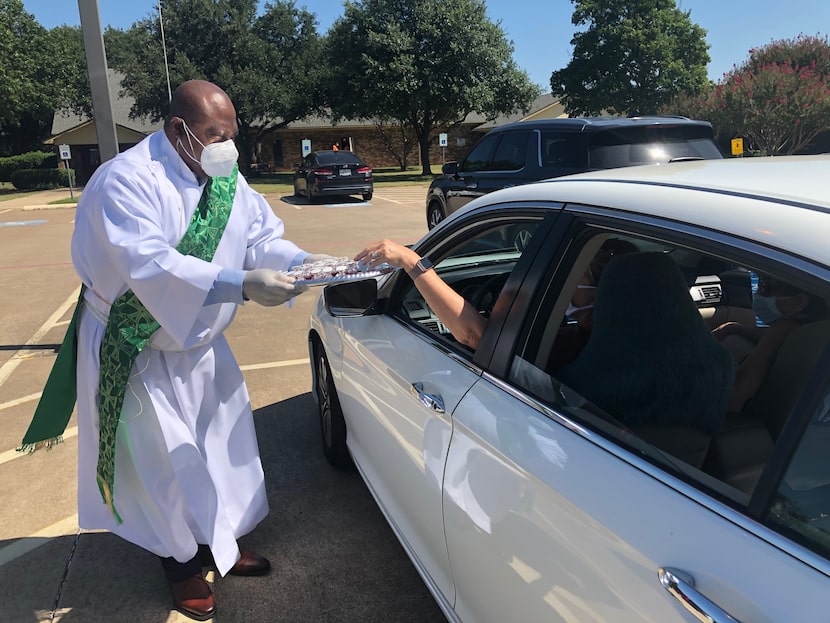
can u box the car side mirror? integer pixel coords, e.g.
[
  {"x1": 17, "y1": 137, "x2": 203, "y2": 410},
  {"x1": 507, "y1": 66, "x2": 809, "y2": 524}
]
[
  {"x1": 324, "y1": 279, "x2": 379, "y2": 317},
  {"x1": 442, "y1": 161, "x2": 458, "y2": 176},
  {"x1": 293, "y1": 163, "x2": 300, "y2": 169}
]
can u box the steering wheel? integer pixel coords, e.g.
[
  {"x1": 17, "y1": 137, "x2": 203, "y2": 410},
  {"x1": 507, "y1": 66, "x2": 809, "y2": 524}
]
[{"x1": 470, "y1": 273, "x2": 509, "y2": 317}]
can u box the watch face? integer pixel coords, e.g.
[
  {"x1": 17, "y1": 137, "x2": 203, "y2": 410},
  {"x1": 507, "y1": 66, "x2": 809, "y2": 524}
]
[{"x1": 419, "y1": 257, "x2": 433, "y2": 271}]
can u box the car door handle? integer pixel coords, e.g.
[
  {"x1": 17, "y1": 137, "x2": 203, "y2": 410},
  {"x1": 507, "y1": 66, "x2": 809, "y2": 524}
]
[
  {"x1": 658, "y1": 567, "x2": 741, "y2": 623},
  {"x1": 410, "y1": 382, "x2": 445, "y2": 413}
]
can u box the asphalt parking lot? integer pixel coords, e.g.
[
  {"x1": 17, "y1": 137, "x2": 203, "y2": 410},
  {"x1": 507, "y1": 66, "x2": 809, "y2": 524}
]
[{"x1": 0, "y1": 185, "x2": 447, "y2": 622}]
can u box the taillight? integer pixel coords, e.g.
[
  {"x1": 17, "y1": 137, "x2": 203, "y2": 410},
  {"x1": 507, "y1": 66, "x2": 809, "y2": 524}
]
[
  {"x1": 357, "y1": 166, "x2": 371, "y2": 174},
  {"x1": 313, "y1": 168, "x2": 334, "y2": 176}
]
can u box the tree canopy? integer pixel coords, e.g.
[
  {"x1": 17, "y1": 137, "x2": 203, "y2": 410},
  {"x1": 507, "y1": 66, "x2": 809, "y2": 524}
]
[
  {"x1": 669, "y1": 35, "x2": 830, "y2": 155},
  {"x1": 0, "y1": 0, "x2": 89, "y2": 154},
  {"x1": 110, "y1": 0, "x2": 325, "y2": 167},
  {"x1": 551, "y1": 0, "x2": 710, "y2": 116},
  {"x1": 325, "y1": 0, "x2": 539, "y2": 175}
]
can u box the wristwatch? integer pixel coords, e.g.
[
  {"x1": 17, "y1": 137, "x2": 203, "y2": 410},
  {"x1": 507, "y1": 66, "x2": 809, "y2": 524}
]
[{"x1": 408, "y1": 256, "x2": 434, "y2": 279}]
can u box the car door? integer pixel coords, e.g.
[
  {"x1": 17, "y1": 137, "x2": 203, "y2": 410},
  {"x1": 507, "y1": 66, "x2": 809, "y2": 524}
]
[
  {"x1": 330, "y1": 213, "x2": 549, "y2": 608},
  {"x1": 445, "y1": 133, "x2": 500, "y2": 215},
  {"x1": 442, "y1": 212, "x2": 830, "y2": 622}
]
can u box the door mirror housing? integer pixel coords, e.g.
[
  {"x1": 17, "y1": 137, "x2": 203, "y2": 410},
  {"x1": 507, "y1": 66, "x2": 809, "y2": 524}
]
[{"x1": 324, "y1": 279, "x2": 379, "y2": 316}]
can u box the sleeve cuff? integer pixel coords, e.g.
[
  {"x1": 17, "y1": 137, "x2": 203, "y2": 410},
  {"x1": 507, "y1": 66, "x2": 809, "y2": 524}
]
[{"x1": 204, "y1": 267, "x2": 246, "y2": 306}]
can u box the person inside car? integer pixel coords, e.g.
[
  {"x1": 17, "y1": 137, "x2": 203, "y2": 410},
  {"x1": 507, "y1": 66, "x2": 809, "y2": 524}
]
[
  {"x1": 355, "y1": 237, "x2": 636, "y2": 353},
  {"x1": 713, "y1": 274, "x2": 829, "y2": 413},
  {"x1": 547, "y1": 238, "x2": 638, "y2": 370}
]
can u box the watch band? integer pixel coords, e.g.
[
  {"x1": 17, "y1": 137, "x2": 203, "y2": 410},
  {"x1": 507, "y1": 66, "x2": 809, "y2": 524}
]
[{"x1": 408, "y1": 256, "x2": 433, "y2": 278}]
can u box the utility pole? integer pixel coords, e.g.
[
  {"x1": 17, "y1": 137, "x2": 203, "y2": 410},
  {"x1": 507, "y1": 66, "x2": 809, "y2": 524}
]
[{"x1": 77, "y1": 0, "x2": 119, "y2": 163}]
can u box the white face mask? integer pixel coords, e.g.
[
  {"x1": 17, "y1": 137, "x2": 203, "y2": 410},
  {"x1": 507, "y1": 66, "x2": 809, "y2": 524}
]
[{"x1": 179, "y1": 120, "x2": 239, "y2": 178}]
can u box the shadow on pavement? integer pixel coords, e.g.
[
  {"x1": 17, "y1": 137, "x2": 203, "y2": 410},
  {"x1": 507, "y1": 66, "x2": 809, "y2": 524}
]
[
  {"x1": 280, "y1": 196, "x2": 368, "y2": 207},
  {"x1": 0, "y1": 393, "x2": 445, "y2": 622}
]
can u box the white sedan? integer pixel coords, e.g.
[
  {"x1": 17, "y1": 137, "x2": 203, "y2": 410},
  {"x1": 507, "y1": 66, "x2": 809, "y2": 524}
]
[{"x1": 308, "y1": 155, "x2": 830, "y2": 622}]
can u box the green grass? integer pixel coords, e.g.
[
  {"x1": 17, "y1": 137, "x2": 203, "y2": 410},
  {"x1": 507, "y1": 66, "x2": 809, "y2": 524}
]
[
  {"x1": 0, "y1": 166, "x2": 438, "y2": 202},
  {"x1": 0, "y1": 182, "x2": 38, "y2": 202}
]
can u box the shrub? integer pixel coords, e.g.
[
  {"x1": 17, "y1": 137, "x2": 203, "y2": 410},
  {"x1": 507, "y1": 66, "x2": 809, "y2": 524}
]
[
  {"x1": 11, "y1": 168, "x2": 74, "y2": 190},
  {"x1": 0, "y1": 151, "x2": 58, "y2": 182}
]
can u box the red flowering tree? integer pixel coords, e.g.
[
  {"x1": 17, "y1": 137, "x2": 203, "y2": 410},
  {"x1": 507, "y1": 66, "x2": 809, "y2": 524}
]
[{"x1": 703, "y1": 35, "x2": 830, "y2": 155}]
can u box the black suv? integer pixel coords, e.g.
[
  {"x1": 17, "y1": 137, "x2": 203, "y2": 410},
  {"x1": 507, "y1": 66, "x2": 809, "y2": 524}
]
[{"x1": 426, "y1": 116, "x2": 723, "y2": 229}]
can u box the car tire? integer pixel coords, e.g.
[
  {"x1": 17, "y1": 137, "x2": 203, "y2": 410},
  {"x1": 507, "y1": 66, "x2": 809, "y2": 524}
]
[
  {"x1": 314, "y1": 343, "x2": 353, "y2": 470},
  {"x1": 362, "y1": 191, "x2": 373, "y2": 201},
  {"x1": 427, "y1": 200, "x2": 445, "y2": 230}
]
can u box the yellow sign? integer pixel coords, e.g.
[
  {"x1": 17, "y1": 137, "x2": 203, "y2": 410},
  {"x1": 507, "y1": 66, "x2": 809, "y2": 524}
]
[{"x1": 731, "y1": 138, "x2": 744, "y2": 156}]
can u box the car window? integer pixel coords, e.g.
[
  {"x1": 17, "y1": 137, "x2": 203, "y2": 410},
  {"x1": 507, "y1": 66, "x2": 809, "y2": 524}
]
[
  {"x1": 508, "y1": 224, "x2": 830, "y2": 536},
  {"x1": 395, "y1": 220, "x2": 541, "y2": 348},
  {"x1": 317, "y1": 152, "x2": 364, "y2": 165},
  {"x1": 768, "y1": 381, "x2": 830, "y2": 559},
  {"x1": 540, "y1": 132, "x2": 585, "y2": 168},
  {"x1": 459, "y1": 134, "x2": 500, "y2": 173},
  {"x1": 488, "y1": 131, "x2": 529, "y2": 171},
  {"x1": 588, "y1": 125, "x2": 723, "y2": 168}
]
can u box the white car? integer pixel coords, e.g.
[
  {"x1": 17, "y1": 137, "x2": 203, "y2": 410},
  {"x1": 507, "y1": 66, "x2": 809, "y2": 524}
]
[{"x1": 308, "y1": 155, "x2": 830, "y2": 622}]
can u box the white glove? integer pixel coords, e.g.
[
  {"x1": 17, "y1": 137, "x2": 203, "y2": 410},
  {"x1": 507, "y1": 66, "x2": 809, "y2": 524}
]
[
  {"x1": 303, "y1": 253, "x2": 337, "y2": 264},
  {"x1": 243, "y1": 269, "x2": 308, "y2": 306}
]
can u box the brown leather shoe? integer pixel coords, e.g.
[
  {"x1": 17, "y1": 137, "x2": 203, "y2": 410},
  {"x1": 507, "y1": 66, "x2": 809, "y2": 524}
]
[
  {"x1": 171, "y1": 572, "x2": 216, "y2": 621},
  {"x1": 228, "y1": 550, "x2": 271, "y2": 576}
]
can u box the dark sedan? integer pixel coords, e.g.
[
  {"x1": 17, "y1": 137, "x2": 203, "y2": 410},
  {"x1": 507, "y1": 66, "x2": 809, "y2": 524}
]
[{"x1": 293, "y1": 150, "x2": 374, "y2": 202}]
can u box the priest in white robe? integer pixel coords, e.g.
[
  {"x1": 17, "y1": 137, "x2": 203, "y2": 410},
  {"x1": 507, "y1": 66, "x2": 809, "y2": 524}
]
[{"x1": 69, "y1": 80, "x2": 325, "y2": 620}]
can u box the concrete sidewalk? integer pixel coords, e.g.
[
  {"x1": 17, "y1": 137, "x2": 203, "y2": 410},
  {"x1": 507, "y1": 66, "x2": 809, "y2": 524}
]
[{"x1": 0, "y1": 188, "x2": 80, "y2": 211}]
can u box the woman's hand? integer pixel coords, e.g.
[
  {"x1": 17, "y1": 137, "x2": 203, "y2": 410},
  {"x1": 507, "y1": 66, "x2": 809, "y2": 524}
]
[{"x1": 355, "y1": 239, "x2": 420, "y2": 273}]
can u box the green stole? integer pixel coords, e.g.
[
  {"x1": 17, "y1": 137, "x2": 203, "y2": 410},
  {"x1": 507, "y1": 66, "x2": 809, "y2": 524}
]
[{"x1": 19, "y1": 167, "x2": 238, "y2": 523}]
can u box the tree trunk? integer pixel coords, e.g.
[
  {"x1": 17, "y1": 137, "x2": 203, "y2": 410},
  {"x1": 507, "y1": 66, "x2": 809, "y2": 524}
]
[{"x1": 418, "y1": 134, "x2": 432, "y2": 176}]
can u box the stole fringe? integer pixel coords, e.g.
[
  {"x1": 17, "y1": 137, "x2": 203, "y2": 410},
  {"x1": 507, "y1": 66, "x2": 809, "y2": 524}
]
[
  {"x1": 16, "y1": 436, "x2": 64, "y2": 454},
  {"x1": 96, "y1": 473, "x2": 123, "y2": 525}
]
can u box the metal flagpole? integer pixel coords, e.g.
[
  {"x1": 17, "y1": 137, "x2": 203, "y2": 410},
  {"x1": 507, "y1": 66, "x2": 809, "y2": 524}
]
[{"x1": 158, "y1": 0, "x2": 172, "y2": 103}]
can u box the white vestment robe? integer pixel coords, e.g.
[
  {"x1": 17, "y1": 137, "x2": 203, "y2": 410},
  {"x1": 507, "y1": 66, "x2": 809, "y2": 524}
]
[{"x1": 71, "y1": 131, "x2": 305, "y2": 576}]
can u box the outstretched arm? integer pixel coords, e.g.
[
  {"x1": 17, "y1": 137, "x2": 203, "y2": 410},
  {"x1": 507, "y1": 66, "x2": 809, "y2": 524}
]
[{"x1": 356, "y1": 240, "x2": 487, "y2": 349}]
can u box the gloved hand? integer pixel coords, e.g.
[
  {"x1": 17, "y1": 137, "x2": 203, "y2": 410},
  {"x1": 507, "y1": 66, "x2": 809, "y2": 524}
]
[
  {"x1": 243, "y1": 269, "x2": 308, "y2": 306},
  {"x1": 303, "y1": 253, "x2": 337, "y2": 264}
]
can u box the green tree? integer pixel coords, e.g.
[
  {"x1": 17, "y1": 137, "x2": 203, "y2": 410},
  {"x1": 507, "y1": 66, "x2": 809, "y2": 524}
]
[
  {"x1": 675, "y1": 35, "x2": 830, "y2": 155},
  {"x1": 551, "y1": 0, "x2": 710, "y2": 116},
  {"x1": 325, "y1": 0, "x2": 539, "y2": 175},
  {"x1": 0, "y1": 1, "x2": 89, "y2": 154},
  {"x1": 110, "y1": 0, "x2": 325, "y2": 169}
]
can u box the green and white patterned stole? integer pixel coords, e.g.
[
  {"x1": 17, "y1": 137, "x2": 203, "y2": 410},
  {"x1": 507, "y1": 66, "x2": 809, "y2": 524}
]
[{"x1": 96, "y1": 166, "x2": 238, "y2": 522}]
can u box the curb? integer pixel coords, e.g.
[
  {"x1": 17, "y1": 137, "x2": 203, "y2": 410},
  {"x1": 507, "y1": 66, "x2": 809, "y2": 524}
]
[{"x1": 21, "y1": 204, "x2": 78, "y2": 211}]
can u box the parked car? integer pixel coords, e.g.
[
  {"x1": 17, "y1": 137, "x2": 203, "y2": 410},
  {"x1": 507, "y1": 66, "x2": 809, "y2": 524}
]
[
  {"x1": 293, "y1": 150, "x2": 373, "y2": 201},
  {"x1": 425, "y1": 116, "x2": 723, "y2": 229},
  {"x1": 310, "y1": 155, "x2": 830, "y2": 622}
]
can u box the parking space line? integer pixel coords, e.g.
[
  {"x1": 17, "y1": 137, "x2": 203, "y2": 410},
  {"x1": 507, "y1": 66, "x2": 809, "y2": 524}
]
[
  {"x1": 0, "y1": 392, "x2": 42, "y2": 411},
  {"x1": 0, "y1": 286, "x2": 80, "y2": 390},
  {"x1": 0, "y1": 514, "x2": 80, "y2": 568},
  {"x1": 240, "y1": 358, "x2": 308, "y2": 371}
]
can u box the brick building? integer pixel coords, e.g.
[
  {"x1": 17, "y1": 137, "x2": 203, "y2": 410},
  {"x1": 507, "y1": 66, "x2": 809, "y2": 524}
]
[{"x1": 49, "y1": 74, "x2": 564, "y2": 179}]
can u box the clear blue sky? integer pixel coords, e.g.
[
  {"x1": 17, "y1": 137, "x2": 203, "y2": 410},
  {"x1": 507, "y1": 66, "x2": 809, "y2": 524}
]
[{"x1": 22, "y1": 0, "x2": 830, "y2": 89}]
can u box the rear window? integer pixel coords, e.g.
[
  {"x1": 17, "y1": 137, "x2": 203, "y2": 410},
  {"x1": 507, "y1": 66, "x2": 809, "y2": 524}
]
[
  {"x1": 588, "y1": 125, "x2": 723, "y2": 169},
  {"x1": 316, "y1": 152, "x2": 365, "y2": 166}
]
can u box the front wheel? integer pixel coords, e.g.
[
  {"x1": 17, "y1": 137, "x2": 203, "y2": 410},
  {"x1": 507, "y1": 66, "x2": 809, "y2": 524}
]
[
  {"x1": 314, "y1": 344, "x2": 353, "y2": 470},
  {"x1": 427, "y1": 200, "x2": 445, "y2": 230}
]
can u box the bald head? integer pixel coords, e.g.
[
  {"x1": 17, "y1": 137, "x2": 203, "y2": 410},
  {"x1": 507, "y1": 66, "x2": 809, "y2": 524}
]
[
  {"x1": 167, "y1": 80, "x2": 235, "y2": 126},
  {"x1": 164, "y1": 80, "x2": 239, "y2": 178}
]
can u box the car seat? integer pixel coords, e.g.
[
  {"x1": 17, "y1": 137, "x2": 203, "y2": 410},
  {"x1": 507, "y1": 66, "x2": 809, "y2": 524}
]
[
  {"x1": 703, "y1": 318, "x2": 830, "y2": 494},
  {"x1": 557, "y1": 252, "x2": 736, "y2": 459}
]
